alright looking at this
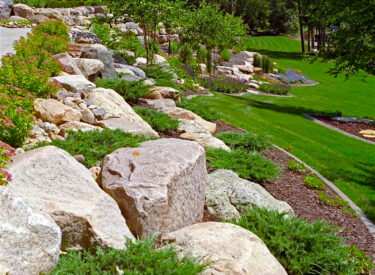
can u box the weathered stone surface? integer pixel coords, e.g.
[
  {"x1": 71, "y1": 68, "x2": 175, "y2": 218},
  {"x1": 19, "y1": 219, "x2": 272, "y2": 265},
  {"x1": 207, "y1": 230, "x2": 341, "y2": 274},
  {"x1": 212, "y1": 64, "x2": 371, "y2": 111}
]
[
  {"x1": 206, "y1": 170, "x2": 294, "y2": 221},
  {"x1": 178, "y1": 119, "x2": 211, "y2": 134},
  {"x1": 154, "y1": 54, "x2": 166, "y2": 65},
  {"x1": 73, "y1": 58, "x2": 104, "y2": 77},
  {"x1": 7, "y1": 146, "x2": 134, "y2": 250},
  {"x1": 59, "y1": 121, "x2": 102, "y2": 132},
  {"x1": 0, "y1": 189, "x2": 61, "y2": 275},
  {"x1": 144, "y1": 86, "x2": 180, "y2": 101},
  {"x1": 53, "y1": 75, "x2": 96, "y2": 93},
  {"x1": 13, "y1": 3, "x2": 34, "y2": 18},
  {"x1": 143, "y1": 98, "x2": 176, "y2": 109},
  {"x1": 101, "y1": 138, "x2": 206, "y2": 238},
  {"x1": 28, "y1": 13, "x2": 49, "y2": 24},
  {"x1": 114, "y1": 64, "x2": 146, "y2": 78},
  {"x1": 81, "y1": 44, "x2": 116, "y2": 78},
  {"x1": 34, "y1": 98, "x2": 82, "y2": 125},
  {"x1": 81, "y1": 108, "x2": 96, "y2": 124},
  {"x1": 161, "y1": 222, "x2": 287, "y2": 275},
  {"x1": 87, "y1": 88, "x2": 158, "y2": 137},
  {"x1": 161, "y1": 107, "x2": 216, "y2": 134},
  {"x1": 95, "y1": 118, "x2": 156, "y2": 137},
  {"x1": 121, "y1": 74, "x2": 142, "y2": 82},
  {"x1": 53, "y1": 53, "x2": 83, "y2": 75},
  {"x1": 180, "y1": 132, "x2": 230, "y2": 151}
]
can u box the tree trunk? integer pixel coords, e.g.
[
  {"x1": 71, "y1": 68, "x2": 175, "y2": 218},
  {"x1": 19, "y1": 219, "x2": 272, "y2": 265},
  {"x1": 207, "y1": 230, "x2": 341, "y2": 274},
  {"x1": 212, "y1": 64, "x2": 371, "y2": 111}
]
[
  {"x1": 206, "y1": 46, "x2": 213, "y2": 74},
  {"x1": 297, "y1": 0, "x2": 305, "y2": 53},
  {"x1": 307, "y1": 27, "x2": 311, "y2": 52}
]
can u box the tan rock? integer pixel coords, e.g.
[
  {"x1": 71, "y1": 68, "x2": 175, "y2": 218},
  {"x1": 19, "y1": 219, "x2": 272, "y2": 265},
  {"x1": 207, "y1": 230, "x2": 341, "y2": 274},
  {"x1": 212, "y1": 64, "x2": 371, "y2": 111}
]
[
  {"x1": 144, "y1": 86, "x2": 180, "y2": 101},
  {"x1": 161, "y1": 222, "x2": 287, "y2": 275},
  {"x1": 73, "y1": 58, "x2": 104, "y2": 77},
  {"x1": 13, "y1": 3, "x2": 34, "y2": 18},
  {"x1": 53, "y1": 53, "x2": 83, "y2": 75},
  {"x1": 180, "y1": 132, "x2": 230, "y2": 151},
  {"x1": 52, "y1": 75, "x2": 96, "y2": 93},
  {"x1": 34, "y1": 98, "x2": 82, "y2": 125},
  {"x1": 359, "y1": 129, "x2": 375, "y2": 136},
  {"x1": 59, "y1": 121, "x2": 102, "y2": 132},
  {"x1": 101, "y1": 138, "x2": 207, "y2": 238},
  {"x1": 7, "y1": 146, "x2": 134, "y2": 250}
]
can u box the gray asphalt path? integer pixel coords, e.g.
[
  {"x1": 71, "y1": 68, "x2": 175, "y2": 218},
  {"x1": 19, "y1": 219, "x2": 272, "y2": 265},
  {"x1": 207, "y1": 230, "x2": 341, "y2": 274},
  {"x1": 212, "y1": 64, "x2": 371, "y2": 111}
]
[{"x1": 0, "y1": 26, "x2": 31, "y2": 58}]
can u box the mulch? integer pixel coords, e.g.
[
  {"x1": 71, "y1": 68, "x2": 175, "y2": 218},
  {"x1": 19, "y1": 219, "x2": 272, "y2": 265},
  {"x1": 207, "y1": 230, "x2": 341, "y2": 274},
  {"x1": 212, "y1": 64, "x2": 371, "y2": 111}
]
[
  {"x1": 261, "y1": 148, "x2": 375, "y2": 260},
  {"x1": 313, "y1": 115, "x2": 375, "y2": 141},
  {"x1": 214, "y1": 120, "x2": 247, "y2": 134}
]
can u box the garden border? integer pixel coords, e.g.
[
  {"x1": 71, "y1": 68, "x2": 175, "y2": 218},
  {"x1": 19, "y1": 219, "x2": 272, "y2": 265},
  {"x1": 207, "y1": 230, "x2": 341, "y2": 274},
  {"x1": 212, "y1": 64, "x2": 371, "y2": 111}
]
[
  {"x1": 273, "y1": 144, "x2": 375, "y2": 240},
  {"x1": 230, "y1": 89, "x2": 293, "y2": 98},
  {"x1": 303, "y1": 113, "x2": 375, "y2": 145}
]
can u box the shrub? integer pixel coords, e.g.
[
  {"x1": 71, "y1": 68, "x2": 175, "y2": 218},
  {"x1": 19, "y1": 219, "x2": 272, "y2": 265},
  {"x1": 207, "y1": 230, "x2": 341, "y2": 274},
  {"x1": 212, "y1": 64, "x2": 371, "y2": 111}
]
[
  {"x1": 33, "y1": 20, "x2": 69, "y2": 42},
  {"x1": 231, "y1": 207, "x2": 374, "y2": 275},
  {"x1": 177, "y1": 98, "x2": 220, "y2": 121},
  {"x1": 0, "y1": 141, "x2": 15, "y2": 186},
  {"x1": 0, "y1": 85, "x2": 34, "y2": 147},
  {"x1": 196, "y1": 47, "x2": 208, "y2": 64},
  {"x1": 216, "y1": 132, "x2": 272, "y2": 152},
  {"x1": 143, "y1": 66, "x2": 174, "y2": 81},
  {"x1": 90, "y1": 23, "x2": 113, "y2": 48},
  {"x1": 115, "y1": 51, "x2": 136, "y2": 65},
  {"x1": 170, "y1": 41, "x2": 180, "y2": 55},
  {"x1": 303, "y1": 175, "x2": 327, "y2": 190},
  {"x1": 33, "y1": 129, "x2": 153, "y2": 167},
  {"x1": 253, "y1": 53, "x2": 262, "y2": 68},
  {"x1": 199, "y1": 75, "x2": 248, "y2": 94},
  {"x1": 287, "y1": 161, "x2": 307, "y2": 173},
  {"x1": 134, "y1": 107, "x2": 179, "y2": 132},
  {"x1": 206, "y1": 148, "x2": 280, "y2": 182},
  {"x1": 258, "y1": 83, "x2": 290, "y2": 95},
  {"x1": 52, "y1": 237, "x2": 207, "y2": 274},
  {"x1": 96, "y1": 78, "x2": 150, "y2": 102},
  {"x1": 118, "y1": 34, "x2": 146, "y2": 57},
  {"x1": 261, "y1": 55, "x2": 273, "y2": 73},
  {"x1": 219, "y1": 49, "x2": 232, "y2": 62},
  {"x1": 178, "y1": 43, "x2": 194, "y2": 64}
]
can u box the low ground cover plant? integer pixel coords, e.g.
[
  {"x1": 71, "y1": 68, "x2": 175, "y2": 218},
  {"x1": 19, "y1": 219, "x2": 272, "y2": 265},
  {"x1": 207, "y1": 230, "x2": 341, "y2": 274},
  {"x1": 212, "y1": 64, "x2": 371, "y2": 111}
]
[
  {"x1": 216, "y1": 132, "x2": 272, "y2": 152},
  {"x1": 231, "y1": 207, "x2": 374, "y2": 275},
  {"x1": 96, "y1": 79, "x2": 150, "y2": 102},
  {"x1": 287, "y1": 161, "x2": 307, "y2": 173},
  {"x1": 258, "y1": 83, "x2": 290, "y2": 95},
  {"x1": 316, "y1": 190, "x2": 357, "y2": 217},
  {"x1": 34, "y1": 129, "x2": 153, "y2": 167},
  {"x1": 206, "y1": 148, "x2": 280, "y2": 182},
  {"x1": 303, "y1": 174, "x2": 327, "y2": 190},
  {"x1": 0, "y1": 141, "x2": 15, "y2": 185},
  {"x1": 52, "y1": 238, "x2": 206, "y2": 274},
  {"x1": 134, "y1": 107, "x2": 179, "y2": 132},
  {"x1": 199, "y1": 75, "x2": 248, "y2": 94},
  {"x1": 143, "y1": 66, "x2": 174, "y2": 81}
]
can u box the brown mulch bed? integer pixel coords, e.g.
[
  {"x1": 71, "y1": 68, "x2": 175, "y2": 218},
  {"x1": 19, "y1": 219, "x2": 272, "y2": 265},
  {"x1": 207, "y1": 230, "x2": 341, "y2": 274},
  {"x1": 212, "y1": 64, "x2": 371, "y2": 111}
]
[
  {"x1": 214, "y1": 120, "x2": 247, "y2": 134},
  {"x1": 313, "y1": 115, "x2": 375, "y2": 141},
  {"x1": 261, "y1": 148, "x2": 375, "y2": 260}
]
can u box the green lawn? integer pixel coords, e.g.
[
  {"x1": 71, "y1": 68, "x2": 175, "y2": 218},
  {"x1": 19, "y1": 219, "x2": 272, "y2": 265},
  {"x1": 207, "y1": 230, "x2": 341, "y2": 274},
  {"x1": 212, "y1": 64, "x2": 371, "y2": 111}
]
[{"x1": 192, "y1": 36, "x2": 375, "y2": 221}]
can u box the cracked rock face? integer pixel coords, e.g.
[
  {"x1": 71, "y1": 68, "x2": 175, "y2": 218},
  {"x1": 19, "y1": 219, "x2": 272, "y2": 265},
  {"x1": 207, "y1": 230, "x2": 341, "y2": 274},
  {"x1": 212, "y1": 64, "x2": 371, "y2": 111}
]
[
  {"x1": 7, "y1": 146, "x2": 134, "y2": 250},
  {"x1": 161, "y1": 222, "x2": 287, "y2": 275},
  {"x1": 206, "y1": 169, "x2": 294, "y2": 221},
  {"x1": 0, "y1": 188, "x2": 61, "y2": 275},
  {"x1": 100, "y1": 138, "x2": 207, "y2": 238}
]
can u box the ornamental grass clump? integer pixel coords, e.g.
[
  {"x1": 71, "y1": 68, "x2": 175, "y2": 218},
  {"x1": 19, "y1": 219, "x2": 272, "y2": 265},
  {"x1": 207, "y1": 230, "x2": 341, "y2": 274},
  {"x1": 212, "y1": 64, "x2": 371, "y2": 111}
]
[
  {"x1": 134, "y1": 107, "x2": 179, "y2": 132},
  {"x1": 199, "y1": 75, "x2": 248, "y2": 94},
  {"x1": 216, "y1": 132, "x2": 272, "y2": 152}
]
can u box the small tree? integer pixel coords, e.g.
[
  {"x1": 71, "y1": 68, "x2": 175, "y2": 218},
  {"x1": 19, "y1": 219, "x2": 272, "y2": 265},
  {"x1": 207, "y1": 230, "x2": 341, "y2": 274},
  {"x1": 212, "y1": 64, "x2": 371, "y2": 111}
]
[{"x1": 180, "y1": 2, "x2": 247, "y2": 73}]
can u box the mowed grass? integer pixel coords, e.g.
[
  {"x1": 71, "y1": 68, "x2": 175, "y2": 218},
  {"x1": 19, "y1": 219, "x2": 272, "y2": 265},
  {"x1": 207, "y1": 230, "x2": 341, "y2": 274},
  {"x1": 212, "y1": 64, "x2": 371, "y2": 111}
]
[{"x1": 192, "y1": 36, "x2": 375, "y2": 221}]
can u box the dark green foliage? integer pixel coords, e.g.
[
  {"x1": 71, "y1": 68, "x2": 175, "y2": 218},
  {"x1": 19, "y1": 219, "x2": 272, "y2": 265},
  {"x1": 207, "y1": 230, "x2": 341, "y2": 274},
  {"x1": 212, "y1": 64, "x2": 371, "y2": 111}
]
[
  {"x1": 177, "y1": 99, "x2": 220, "y2": 121},
  {"x1": 199, "y1": 75, "x2": 248, "y2": 94},
  {"x1": 34, "y1": 129, "x2": 153, "y2": 167},
  {"x1": 134, "y1": 107, "x2": 179, "y2": 132},
  {"x1": 231, "y1": 207, "x2": 374, "y2": 275},
  {"x1": 206, "y1": 149, "x2": 280, "y2": 182},
  {"x1": 287, "y1": 161, "x2": 307, "y2": 173},
  {"x1": 52, "y1": 237, "x2": 207, "y2": 274},
  {"x1": 216, "y1": 132, "x2": 272, "y2": 152},
  {"x1": 253, "y1": 53, "x2": 262, "y2": 68},
  {"x1": 178, "y1": 43, "x2": 194, "y2": 64},
  {"x1": 143, "y1": 66, "x2": 174, "y2": 81},
  {"x1": 261, "y1": 55, "x2": 273, "y2": 73},
  {"x1": 303, "y1": 175, "x2": 327, "y2": 190},
  {"x1": 96, "y1": 79, "x2": 150, "y2": 102},
  {"x1": 196, "y1": 48, "x2": 208, "y2": 64},
  {"x1": 258, "y1": 83, "x2": 290, "y2": 95},
  {"x1": 15, "y1": 0, "x2": 108, "y2": 8},
  {"x1": 219, "y1": 49, "x2": 232, "y2": 62}
]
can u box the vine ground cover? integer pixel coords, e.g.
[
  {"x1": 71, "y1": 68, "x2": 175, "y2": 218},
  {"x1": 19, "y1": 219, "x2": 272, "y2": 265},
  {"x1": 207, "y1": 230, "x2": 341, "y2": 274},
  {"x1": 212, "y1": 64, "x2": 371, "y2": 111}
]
[{"x1": 191, "y1": 36, "x2": 375, "y2": 222}]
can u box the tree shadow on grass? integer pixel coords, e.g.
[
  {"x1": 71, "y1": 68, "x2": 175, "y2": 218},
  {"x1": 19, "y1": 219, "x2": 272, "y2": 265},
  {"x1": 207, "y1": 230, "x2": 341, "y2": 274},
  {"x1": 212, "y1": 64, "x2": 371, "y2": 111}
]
[{"x1": 247, "y1": 49, "x2": 304, "y2": 61}]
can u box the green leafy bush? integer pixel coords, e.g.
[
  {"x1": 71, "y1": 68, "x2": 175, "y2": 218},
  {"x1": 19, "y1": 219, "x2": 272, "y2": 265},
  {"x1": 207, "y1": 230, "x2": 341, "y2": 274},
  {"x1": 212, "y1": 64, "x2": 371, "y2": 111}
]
[
  {"x1": 34, "y1": 129, "x2": 153, "y2": 167},
  {"x1": 0, "y1": 85, "x2": 34, "y2": 147},
  {"x1": 96, "y1": 78, "x2": 150, "y2": 102},
  {"x1": 170, "y1": 41, "x2": 180, "y2": 55},
  {"x1": 118, "y1": 34, "x2": 146, "y2": 57},
  {"x1": 206, "y1": 148, "x2": 280, "y2": 182},
  {"x1": 258, "y1": 83, "x2": 290, "y2": 95},
  {"x1": 134, "y1": 107, "x2": 179, "y2": 132},
  {"x1": 33, "y1": 20, "x2": 69, "y2": 42},
  {"x1": 177, "y1": 98, "x2": 220, "y2": 121},
  {"x1": 219, "y1": 49, "x2": 232, "y2": 62},
  {"x1": 0, "y1": 141, "x2": 15, "y2": 186},
  {"x1": 52, "y1": 238, "x2": 207, "y2": 274},
  {"x1": 178, "y1": 43, "x2": 194, "y2": 64},
  {"x1": 231, "y1": 207, "x2": 374, "y2": 275},
  {"x1": 143, "y1": 66, "x2": 174, "y2": 81},
  {"x1": 216, "y1": 132, "x2": 272, "y2": 152},
  {"x1": 261, "y1": 55, "x2": 274, "y2": 73},
  {"x1": 90, "y1": 23, "x2": 114, "y2": 48},
  {"x1": 253, "y1": 53, "x2": 262, "y2": 68},
  {"x1": 287, "y1": 161, "x2": 307, "y2": 173},
  {"x1": 303, "y1": 175, "x2": 327, "y2": 190},
  {"x1": 196, "y1": 47, "x2": 208, "y2": 64},
  {"x1": 199, "y1": 75, "x2": 248, "y2": 94}
]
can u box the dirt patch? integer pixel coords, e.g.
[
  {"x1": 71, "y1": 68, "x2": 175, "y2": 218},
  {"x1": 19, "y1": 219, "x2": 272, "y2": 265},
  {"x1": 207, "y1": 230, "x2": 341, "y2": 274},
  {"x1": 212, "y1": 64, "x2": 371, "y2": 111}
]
[
  {"x1": 129, "y1": 100, "x2": 154, "y2": 109},
  {"x1": 313, "y1": 115, "x2": 375, "y2": 141},
  {"x1": 214, "y1": 120, "x2": 247, "y2": 134},
  {"x1": 183, "y1": 89, "x2": 210, "y2": 98},
  {"x1": 262, "y1": 148, "x2": 375, "y2": 260}
]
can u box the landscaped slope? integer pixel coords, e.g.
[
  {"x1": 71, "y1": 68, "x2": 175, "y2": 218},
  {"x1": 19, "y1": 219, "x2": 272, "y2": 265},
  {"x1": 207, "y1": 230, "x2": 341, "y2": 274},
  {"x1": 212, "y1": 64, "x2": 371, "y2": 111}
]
[{"x1": 190, "y1": 36, "x2": 375, "y2": 221}]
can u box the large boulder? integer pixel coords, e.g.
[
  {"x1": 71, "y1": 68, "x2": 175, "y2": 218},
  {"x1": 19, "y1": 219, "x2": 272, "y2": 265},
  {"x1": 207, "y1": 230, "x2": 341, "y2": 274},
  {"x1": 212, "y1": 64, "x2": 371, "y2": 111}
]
[
  {"x1": 161, "y1": 107, "x2": 216, "y2": 134},
  {"x1": 180, "y1": 132, "x2": 230, "y2": 151},
  {"x1": 73, "y1": 58, "x2": 104, "y2": 78},
  {"x1": 161, "y1": 222, "x2": 287, "y2": 275},
  {"x1": 7, "y1": 146, "x2": 134, "y2": 250},
  {"x1": 0, "y1": 189, "x2": 61, "y2": 275},
  {"x1": 34, "y1": 98, "x2": 82, "y2": 125},
  {"x1": 143, "y1": 98, "x2": 176, "y2": 109},
  {"x1": 81, "y1": 44, "x2": 116, "y2": 78},
  {"x1": 144, "y1": 86, "x2": 180, "y2": 101},
  {"x1": 114, "y1": 64, "x2": 146, "y2": 78},
  {"x1": 59, "y1": 121, "x2": 102, "y2": 132},
  {"x1": 87, "y1": 88, "x2": 158, "y2": 137},
  {"x1": 53, "y1": 75, "x2": 96, "y2": 93},
  {"x1": 101, "y1": 138, "x2": 207, "y2": 238},
  {"x1": 206, "y1": 170, "x2": 294, "y2": 221},
  {"x1": 13, "y1": 3, "x2": 34, "y2": 18},
  {"x1": 53, "y1": 53, "x2": 83, "y2": 75}
]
